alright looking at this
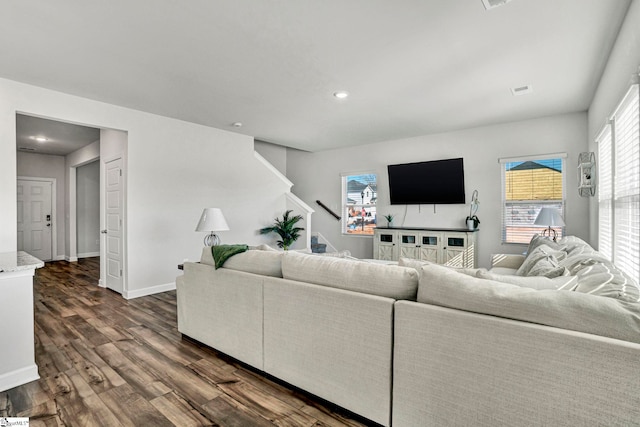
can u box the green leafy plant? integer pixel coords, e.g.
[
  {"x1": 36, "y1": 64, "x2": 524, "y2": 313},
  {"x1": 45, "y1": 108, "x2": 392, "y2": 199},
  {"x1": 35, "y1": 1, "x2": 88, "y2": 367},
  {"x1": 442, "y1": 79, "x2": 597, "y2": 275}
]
[
  {"x1": 384, "y1": 214, "x2": 395, "y2": 225},
  {"x1": 259, "y1": 210, "x2": 305, "y2": 250}
]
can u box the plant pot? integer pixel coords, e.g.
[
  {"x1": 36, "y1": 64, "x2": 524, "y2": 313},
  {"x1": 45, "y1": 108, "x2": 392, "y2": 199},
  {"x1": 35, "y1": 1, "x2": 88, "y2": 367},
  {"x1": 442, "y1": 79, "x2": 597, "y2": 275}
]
[{"x1": 467, "y1": 219, "x2": 475, "y2": 231}]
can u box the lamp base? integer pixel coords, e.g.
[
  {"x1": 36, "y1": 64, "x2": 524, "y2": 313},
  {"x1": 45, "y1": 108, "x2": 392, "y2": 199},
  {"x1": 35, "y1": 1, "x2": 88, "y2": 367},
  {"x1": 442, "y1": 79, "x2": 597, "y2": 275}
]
[
  {"x1": 541, "y1": 227, "x2": 558, "y2": 241},
  {"x1": 204, "y1": 232, "x2": 221, "y2": 246}
]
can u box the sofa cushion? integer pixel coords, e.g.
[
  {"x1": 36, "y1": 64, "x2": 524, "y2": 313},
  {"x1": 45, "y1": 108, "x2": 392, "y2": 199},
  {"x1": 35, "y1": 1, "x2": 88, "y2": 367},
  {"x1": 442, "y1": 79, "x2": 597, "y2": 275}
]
[
  {"x1": 476, "y1": 270, "x2": 578, "y2": 291},
  {"x1": 200, "y1": 247, "x2": 283, "y2": 277},
  {"x1": 417, "y1": 263, "x2": 640, "y2": 344},
  {"x1": 398, "y1": 257, "x2": 484, "y2": 277},
  {"x1": 282, "y1": 251, "x2": 418, "y2": 300}
]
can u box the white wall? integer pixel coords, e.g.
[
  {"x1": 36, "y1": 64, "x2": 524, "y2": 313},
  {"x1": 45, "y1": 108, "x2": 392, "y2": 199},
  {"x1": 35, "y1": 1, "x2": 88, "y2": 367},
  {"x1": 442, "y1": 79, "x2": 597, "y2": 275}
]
[
  {"x1": 255, "y1": 139, "x2": 288, "y2": 176},
  {"x1": 0, "y1": 77, "x2": 290, "y2": 297},
  {"x1": 66, "y1": 140, "x2": 100, "y2": 261},
  {"x1": 16, "y1": 152, "x2": 65, "y2": 259},
  {"x1": 77, "y1": 160, "x2": 100, "y2": 256},
  {"x1": 287, "y1": 112, "x2": 589, "y2": 267},
  {"x1": 588, "y1": 0, "x2": 640, "y2": 248}
]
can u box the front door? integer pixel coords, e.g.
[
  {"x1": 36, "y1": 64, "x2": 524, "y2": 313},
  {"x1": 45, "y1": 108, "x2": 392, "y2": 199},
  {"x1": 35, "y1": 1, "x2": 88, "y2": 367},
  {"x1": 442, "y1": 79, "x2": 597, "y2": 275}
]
[
  {"x1": 104, "y1": 158, "x2": 124, "y2": 294},
  {"x1": 17, "y1": 179, "x2": 53, "y2": 260}
]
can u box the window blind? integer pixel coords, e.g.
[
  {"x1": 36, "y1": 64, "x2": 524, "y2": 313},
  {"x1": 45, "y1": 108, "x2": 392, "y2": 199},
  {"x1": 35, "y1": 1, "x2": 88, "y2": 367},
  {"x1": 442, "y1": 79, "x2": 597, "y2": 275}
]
[
  {"x1": 612, "y1": 85, "x2": 640, "y2": 283},
  {"x1": 597, "y1": 124, "x2": 613, "y2": 260}
]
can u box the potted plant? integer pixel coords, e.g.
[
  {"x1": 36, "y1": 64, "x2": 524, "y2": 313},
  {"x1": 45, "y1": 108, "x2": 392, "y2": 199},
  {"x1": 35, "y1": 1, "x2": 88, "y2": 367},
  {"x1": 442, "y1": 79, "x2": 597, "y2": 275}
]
[
  {"x1": 466, "y1": 190, "x2": 480, "y2": 230},
  {"x1": 259, "y1": 210, "x2": 305, "y2": 250},
  {"x1": 384, "y1": 214, "x2": 395, "y2": 227}
]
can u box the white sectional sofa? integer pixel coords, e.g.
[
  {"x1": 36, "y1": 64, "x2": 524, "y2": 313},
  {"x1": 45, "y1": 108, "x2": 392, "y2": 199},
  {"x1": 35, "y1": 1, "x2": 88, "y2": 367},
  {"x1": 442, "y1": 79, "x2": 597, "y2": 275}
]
[{"x1": 176, "y1": 237, "x2": 640, "y2": 426}]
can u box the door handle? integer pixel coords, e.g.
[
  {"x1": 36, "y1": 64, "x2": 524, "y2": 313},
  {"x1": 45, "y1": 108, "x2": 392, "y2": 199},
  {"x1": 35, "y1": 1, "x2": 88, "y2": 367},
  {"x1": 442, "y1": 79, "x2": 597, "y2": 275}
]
[
  {"x1": 101, "y1": 229, "x2": 107, "y2": 234},
  {"x1": 46, "y1": 223, "x2": 51, "y2": 227}
]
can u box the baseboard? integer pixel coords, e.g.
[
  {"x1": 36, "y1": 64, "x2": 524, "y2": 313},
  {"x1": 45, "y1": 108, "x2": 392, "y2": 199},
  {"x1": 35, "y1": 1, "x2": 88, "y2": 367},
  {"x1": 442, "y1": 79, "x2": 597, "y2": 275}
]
[
  {"x1": 124, "y1": 282, "x2": 176, "y2": 300},
  {"x1": 0, "y1": 365, "x2": 39, "y2": 392},
  {"x1": 98, "y1": 279, "x2": 106, "y2": 288},
  {"x1": 65, "y1": 256, "x2": 78, "y2": 262},
  {"x1": 78, "y1": 252, "x2": 100, "y2": 258}
]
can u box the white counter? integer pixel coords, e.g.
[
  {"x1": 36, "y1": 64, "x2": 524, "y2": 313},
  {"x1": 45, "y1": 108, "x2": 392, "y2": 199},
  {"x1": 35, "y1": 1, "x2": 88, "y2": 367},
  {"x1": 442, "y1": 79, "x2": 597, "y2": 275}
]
[
  {"x1": 0, "y1": 251, "x2": 44, "y2": 273},
  {"x1": 0, "y1": 251, "x2": 44, "y2": 392}
]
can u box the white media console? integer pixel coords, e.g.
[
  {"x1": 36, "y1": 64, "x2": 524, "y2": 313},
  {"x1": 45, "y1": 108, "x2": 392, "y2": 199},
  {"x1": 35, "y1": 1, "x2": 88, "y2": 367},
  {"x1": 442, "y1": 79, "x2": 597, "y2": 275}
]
[{"x1": 373, "y1": 227, "x2": 478, "y2": 268}]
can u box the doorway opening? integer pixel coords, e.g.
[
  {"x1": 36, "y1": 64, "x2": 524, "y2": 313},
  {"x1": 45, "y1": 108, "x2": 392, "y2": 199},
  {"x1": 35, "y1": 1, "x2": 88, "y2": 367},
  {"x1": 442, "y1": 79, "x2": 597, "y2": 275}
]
[{"x1": 15, "y1": 113, "x2": 128, "y2": 295}]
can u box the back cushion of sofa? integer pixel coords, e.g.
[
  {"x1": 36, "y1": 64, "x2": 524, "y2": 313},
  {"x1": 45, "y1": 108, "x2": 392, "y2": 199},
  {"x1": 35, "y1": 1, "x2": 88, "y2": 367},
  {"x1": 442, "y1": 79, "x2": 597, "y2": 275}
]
[
  {"x1": 200, "y1": 247, "x2": 283, "y2": 277},
  {"x1": 282, "y1": 251, "x2": 418, "y2": 300},
  {"x1": 417, "y1": 263, "x2": 640, "y2": 344}
]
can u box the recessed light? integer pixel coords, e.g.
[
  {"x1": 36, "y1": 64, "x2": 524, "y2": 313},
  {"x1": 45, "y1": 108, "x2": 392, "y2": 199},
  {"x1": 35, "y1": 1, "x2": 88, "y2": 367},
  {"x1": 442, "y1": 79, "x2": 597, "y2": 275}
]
[
  {"x1": 333, "y1": 91, "x2": 349, "y2": 99},
  {"x1": 232, "y1": 122, "x2": 243, "y2": 128},
  {"x1": 30, "y1": 136, "x2": 48, "y2": 142}
]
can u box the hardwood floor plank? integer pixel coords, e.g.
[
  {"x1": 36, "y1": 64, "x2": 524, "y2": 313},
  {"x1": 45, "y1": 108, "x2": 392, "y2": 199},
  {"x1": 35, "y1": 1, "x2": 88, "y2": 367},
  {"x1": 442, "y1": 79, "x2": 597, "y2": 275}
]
[
  {"x1": 93, "y1": 342, "x2": 172, "y2": 400},
  {"x1": 43, "y1": 369, "x2": 105, "y2": 426},
  {"x1": 113, "y1": 339, "x2": 222, "y2": 406},
  {"x1": 99, "y1": 383, "x2": 174, "y2": 427},
  {"x1": 128, "y1": 325, "x2": 203, "y2": 366},
  {"x1": 202, "y1": 394, "x2": 274, "y2": 427},
  {"x1": 4, "y1": 259, "x2": 374, "y2": 427},
  {"x1": 216, "y1": 380, "x2": 319, "y2": 427},
  {"x1": 150, "y1": 392, "x2": 214, "y2": 427}
]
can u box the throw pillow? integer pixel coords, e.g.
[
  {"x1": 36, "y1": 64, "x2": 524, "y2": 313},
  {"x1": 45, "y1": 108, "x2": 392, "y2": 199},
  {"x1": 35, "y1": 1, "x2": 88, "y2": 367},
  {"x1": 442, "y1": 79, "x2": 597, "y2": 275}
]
[{"x1": 516, "y1": 244, "x2": 567, "y2": 277}]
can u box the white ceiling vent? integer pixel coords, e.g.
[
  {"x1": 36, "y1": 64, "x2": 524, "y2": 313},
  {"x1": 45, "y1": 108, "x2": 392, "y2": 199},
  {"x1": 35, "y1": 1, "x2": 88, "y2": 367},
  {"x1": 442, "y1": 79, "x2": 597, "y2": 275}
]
[
  {"x1": 511, "y1": 85, "x2": 533, "y2": 96},
  {"x1": 482, "y1": 0, "x2": 513, "y2": 11}
]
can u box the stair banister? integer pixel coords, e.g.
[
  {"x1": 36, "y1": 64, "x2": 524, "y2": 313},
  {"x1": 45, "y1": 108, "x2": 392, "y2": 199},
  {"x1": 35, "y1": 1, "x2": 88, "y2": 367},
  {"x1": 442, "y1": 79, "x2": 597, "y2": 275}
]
[{"x1": 316, "y1": 200, "x2": 341, "y2": 221}]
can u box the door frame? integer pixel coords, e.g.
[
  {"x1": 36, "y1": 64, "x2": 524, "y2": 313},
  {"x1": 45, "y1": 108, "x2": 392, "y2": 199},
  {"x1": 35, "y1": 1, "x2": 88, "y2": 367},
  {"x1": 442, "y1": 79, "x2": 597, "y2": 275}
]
[
  {"x1": 17, "y1": 176, "x2": 57, "y2": 261},
  {"x1": 101, "y1": 153, "x2": 127, "y2": 295}
]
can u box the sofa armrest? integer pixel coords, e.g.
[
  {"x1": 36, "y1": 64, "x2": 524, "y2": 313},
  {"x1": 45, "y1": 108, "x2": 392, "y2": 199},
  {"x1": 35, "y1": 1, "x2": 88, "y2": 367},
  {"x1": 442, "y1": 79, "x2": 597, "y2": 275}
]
[{"x1": 490, "y1": 253, "x2": 525, "y2": 269}]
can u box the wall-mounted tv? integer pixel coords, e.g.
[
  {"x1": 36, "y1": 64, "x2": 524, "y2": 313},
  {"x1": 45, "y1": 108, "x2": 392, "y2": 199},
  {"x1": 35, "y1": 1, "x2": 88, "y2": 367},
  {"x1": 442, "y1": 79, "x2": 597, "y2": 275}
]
[{"x1": 388, "y1": 158, "x2": 465, "y2": 205}]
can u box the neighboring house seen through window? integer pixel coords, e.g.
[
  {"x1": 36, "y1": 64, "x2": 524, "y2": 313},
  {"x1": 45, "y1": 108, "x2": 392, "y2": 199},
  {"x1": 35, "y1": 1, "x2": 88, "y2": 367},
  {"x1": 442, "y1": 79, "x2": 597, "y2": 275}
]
[
  {"x1": 342, "y1": 173, "x2": 377, "y2": 235},
  {"x1": 500, "y1": 155, "x2": 566, "y2": 244}
]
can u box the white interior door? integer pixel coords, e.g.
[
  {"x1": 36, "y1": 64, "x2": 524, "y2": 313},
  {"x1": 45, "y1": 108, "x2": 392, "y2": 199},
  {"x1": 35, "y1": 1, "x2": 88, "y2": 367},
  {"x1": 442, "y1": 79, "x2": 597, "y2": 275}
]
[
  {"x1": 104, "y1": 158, "x2": 124, "y2": 293},
  {"x1": 17, "y1": 179, "x2": 53, "y2": 261}
]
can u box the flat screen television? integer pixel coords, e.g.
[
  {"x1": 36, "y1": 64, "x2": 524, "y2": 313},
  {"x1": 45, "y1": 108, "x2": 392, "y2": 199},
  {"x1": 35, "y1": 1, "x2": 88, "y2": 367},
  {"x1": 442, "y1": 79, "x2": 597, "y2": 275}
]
[{"x1": 388, "y1": 158, "x2": 465, "y2": 205}]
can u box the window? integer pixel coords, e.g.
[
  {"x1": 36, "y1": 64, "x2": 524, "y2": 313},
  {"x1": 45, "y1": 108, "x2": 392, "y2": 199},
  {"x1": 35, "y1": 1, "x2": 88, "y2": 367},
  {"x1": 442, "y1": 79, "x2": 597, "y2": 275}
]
[
  {"x1": 500, "y1": 154, "x2": 566, "y2": 244},
  {"x1": 342, "y1": 173, "x2": 377, "y2": 235},
  {"x1": 598, "y1": 84, "x2": 640, "y2": 282},
  {"x1": 597, "y1": 124, "x2": 613, "y2": 260}
]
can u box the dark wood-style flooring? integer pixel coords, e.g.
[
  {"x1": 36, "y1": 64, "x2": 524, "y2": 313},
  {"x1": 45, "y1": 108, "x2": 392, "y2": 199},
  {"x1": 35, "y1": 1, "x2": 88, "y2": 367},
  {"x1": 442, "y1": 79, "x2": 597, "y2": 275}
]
[{"x1": 0, "y1": 258, "x2": 369, "y2": 426}]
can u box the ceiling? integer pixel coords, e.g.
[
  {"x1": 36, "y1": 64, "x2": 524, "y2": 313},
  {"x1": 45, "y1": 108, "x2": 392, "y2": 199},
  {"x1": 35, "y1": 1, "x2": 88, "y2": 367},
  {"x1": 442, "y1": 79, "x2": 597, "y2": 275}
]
[
  {"x1": 16, "y1": 115, "x2": 100, "y2": 156},
  {"x1": 0, "y1": 0, "x2": 631, "y2": 152}
]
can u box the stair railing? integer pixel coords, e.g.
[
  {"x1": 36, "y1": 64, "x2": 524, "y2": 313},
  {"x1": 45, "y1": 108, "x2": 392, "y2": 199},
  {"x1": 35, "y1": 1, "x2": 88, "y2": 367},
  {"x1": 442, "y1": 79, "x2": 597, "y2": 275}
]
[{"x1": 316, "y1": 200, "x2": 341, "y2": 221}]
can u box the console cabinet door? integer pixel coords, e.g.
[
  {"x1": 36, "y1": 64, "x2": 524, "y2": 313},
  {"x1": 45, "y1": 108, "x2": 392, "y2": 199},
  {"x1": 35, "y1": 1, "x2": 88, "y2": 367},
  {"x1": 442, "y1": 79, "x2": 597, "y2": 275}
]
[
  {"x1": 419, "y1": 232, "x2": 443, "y2": 263},
  {"x1": 443, "y1": 233, "x2": 468, "y2": 267},
  {"x1": 374, "y1": 231, "x2": 397, "y2": 261},
  {"x1": 398, "y1": 232, "x2": 420, "y2": 259}
]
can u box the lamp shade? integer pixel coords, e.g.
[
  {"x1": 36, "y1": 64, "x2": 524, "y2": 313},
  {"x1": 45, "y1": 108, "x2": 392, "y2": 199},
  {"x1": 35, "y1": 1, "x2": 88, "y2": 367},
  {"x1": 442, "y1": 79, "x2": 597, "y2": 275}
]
[
  {"x1": 534, "y1": 207, "x2": 565, "y2": 227},
  {"x1": 195, "y1": 208, "x2": 230, "y2": 232}
]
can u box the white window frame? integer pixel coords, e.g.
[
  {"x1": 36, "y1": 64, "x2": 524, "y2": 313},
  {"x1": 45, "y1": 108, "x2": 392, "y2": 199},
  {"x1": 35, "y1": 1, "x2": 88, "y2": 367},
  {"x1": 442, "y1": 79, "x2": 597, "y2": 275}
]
[
  {"x1": 341, "y1": 172, "x2": 377, "y2": 236},
  {"x1": 499, "y1": 153, "x2": 567, "y2": 244}
]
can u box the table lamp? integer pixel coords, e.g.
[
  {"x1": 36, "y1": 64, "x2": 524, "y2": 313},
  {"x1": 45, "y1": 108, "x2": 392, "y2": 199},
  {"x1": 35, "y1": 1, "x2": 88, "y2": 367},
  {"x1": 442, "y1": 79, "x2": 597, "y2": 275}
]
[
  {"x1": 195, "y1": 208, "x2": 229, "y2": 246},
  {"x1": 534, "y1": 207, "x2": 565, "y2": 241}
]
